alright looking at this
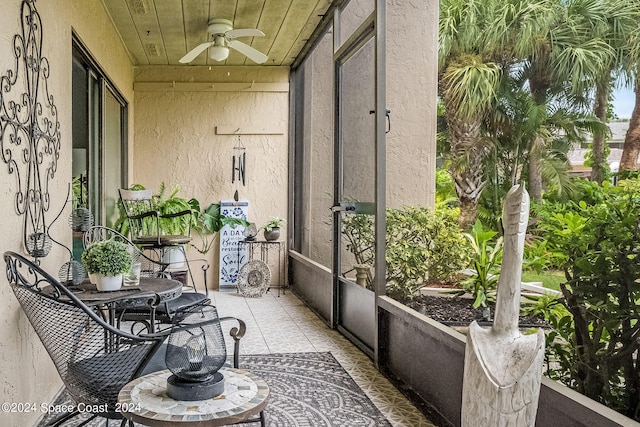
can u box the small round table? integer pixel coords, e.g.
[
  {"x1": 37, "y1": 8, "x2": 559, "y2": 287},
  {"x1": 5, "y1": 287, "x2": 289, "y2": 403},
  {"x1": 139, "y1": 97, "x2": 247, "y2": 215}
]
[{"x1": 118, "y1": 368, "x2": 269, "y2": 426}]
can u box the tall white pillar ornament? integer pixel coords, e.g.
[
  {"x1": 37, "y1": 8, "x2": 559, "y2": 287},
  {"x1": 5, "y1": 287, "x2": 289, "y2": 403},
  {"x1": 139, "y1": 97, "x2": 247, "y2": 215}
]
[{"x1": 461, "y1": 185, "x2": 545, "y2": 427}]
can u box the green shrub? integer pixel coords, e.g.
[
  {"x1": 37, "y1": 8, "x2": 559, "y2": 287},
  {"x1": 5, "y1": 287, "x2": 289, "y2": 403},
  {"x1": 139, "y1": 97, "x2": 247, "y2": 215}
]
[
  {"x1": 541, "y1": 178, "x2": 640, "y2": 419},
  {"x1": 342, "y1": 206, "x2": 471, "y2": 300},
  {"x1": 385, "y1": 207, "x2": 472, "y2": 300}
]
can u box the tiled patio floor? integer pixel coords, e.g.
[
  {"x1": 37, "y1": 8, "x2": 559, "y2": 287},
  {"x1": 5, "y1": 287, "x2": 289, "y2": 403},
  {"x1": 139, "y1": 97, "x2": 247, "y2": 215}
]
[{"x1": 211, "y1": 289, "x2": 436, "y2": 427}]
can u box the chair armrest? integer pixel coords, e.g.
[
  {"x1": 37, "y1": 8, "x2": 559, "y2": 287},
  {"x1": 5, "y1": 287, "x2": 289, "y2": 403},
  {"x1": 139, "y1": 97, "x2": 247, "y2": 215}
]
[
  {"x1": 220, "y1": 316, "x2": 247, "y2": 369},
  {"x1": 127, "y1": 210, "x2": 160, "y2": 220},
  {"x1": 159, "y1": 209, "x2": 193, "y2": 219}
]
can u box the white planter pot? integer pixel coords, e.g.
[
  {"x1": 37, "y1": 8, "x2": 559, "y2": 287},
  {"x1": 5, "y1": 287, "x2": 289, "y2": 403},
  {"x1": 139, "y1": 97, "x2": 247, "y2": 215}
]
[
  {"x1": 95, "y1": 273, "x2": 123, "y2": 291},
  {"x1": 88, "y1": 273, "x2": 98, "y2": 284},
  {"x1": 162, "y1": 246, "x2": 186, "y2": 269}
]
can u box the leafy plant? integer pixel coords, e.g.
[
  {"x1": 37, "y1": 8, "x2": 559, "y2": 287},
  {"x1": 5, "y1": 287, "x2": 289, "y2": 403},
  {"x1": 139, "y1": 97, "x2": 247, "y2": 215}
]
[
  {"x1": 262, "y1": 217, "x2": 286, "y2": 232},
  {"x1": 435, "y1": 167, "x2": 458, "y2": 209},
  {"x1": 540, "y1": 178, "x2": 640, "y2": 419},
  {"x1": 460, "y1": 221, "x2": 503, "y2": 308},
  {"x1": 152, "y1": 183, "x2": 194, "y2": 236},
  {"x1": 521, "y1": 293, "x2": 567, "y2": 322},
  {"x1": 386, "y1": 207, "x2": 472, "y2": 300},
  {"x1": 189, "y1": 200, "x2": 249, "y2": 254},
  {"x1": 341, "y1": 213, "x2": 375, "y2": 281},
  {"x1": 81, "y1": 240, "x2": 131, "y2": 276},
  {"x1": 341, "y1": 206, "x2": 472, "y2": 300}
]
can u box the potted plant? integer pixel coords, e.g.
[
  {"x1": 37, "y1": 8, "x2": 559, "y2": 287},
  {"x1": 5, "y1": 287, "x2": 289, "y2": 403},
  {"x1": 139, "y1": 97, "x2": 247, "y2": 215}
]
[
  {"x1": 190, "y1": 200, "x2": 249, "y2": 254},
  {"x1": 262, "y1": 217, "x2": 286, "y2": 241},
  {"x1": 115, "y1": 183, "x2": 194, "y2": 267},
  {"x1": 82, "y1": 240, "x2": 132, "y2": 291}
]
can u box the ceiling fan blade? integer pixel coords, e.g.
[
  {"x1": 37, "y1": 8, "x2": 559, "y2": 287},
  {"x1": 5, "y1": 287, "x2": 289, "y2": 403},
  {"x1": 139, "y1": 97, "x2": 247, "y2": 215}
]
[
  {"x1": 179, "y1": 42, "x2": 214, "y2": 63},
  {"x1": 226, "y1": 28, "x2": 265, "y2": 38},
  {"x1": 228, "y1": 40, "x2": 268, "y2": 64}
]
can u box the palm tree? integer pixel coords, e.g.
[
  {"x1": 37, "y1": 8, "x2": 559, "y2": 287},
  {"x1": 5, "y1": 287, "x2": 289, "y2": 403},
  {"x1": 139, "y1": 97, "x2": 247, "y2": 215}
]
[
  {"x1": 521, "y1": 0, "x2": 640, "y2": 193},
  {"x1": 619, "y1": 16, "x2": 640, "y2": 174},
  {"x1": 439, "y1": 0, "x2": 556, "y2": 228},
  {"x1": 584, "y1": 0, "x2": 637, "y2": 182},
  {"x1": 619, "y1": 77, "x2": 640, "y2": 173}
]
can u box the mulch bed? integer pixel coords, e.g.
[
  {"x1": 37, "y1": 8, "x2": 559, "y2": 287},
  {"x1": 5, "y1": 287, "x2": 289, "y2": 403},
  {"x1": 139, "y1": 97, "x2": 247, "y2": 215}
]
[{"x1": 405, "y1": 295, "x2": 549, "y2": 328}]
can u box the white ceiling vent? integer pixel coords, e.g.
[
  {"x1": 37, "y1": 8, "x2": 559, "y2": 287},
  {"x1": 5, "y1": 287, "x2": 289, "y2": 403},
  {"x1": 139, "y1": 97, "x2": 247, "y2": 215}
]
[
  {"x1": 145, "y1": 44, "x2": 160, "y2": 56},
  {"x1": 127, "y1": 0, "x2": 148, "y2": 15}
]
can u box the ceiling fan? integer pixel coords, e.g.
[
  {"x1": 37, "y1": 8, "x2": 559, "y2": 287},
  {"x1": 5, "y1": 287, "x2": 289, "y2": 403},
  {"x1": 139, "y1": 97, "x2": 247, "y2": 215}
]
[{"x1": 179, "y1": 19, "x2": 268, "y2": 64}]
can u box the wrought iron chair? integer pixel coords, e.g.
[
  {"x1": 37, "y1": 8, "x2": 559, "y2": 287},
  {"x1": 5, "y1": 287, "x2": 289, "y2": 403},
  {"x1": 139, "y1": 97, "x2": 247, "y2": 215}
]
[
  {"x1": 118, "y1": 188, "x2": 193, "y2": 248},
  {"x1": 118, "y1": 188, "x2": 197, "y2": 286},
  {"x1": 4, "y1": 251, "x2": 246, "y2": 426},
  {"x1": 83, "y1": 226, "x2": 210, "y2": 333}
]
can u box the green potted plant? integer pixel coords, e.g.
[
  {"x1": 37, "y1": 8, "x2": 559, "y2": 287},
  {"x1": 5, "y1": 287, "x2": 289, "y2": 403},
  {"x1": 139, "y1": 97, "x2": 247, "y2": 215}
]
[
  {"x1": 262, "y1": 217, "x2": 286, "y2": 241},
  {"x1": 190, "y1": 200, "x2": 249, "y2": 254},
  {"x1": 82, "y1": 240, "x2": 132, "y2": 291}
]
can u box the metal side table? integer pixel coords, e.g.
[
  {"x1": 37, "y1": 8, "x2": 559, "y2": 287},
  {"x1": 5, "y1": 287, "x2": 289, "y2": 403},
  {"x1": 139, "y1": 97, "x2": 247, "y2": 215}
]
[{"x1": 237, "y1": 240, "x2": 287, "y2": 296}]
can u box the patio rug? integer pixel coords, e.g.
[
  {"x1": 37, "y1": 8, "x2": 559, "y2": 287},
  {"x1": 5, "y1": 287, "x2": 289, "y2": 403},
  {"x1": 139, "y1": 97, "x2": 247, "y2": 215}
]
[{"x1": 39, "y1": 352, "x2": 391, "y2": 426}]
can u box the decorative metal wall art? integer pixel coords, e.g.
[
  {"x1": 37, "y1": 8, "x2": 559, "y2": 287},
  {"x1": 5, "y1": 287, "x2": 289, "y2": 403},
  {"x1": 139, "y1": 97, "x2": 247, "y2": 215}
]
[{"x1": 0, "y1": 0, "x2": 61, "y2": 258}]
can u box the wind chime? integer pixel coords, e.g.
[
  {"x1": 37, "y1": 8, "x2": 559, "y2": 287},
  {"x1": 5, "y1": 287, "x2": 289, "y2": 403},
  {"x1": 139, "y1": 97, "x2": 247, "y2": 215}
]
[{"x1": 231, "y1": 133, "x2": 246, "y2": 201}]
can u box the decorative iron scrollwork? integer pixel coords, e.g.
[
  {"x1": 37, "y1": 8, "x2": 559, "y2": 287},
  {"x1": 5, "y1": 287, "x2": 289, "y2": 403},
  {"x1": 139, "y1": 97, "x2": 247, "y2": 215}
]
[{"x1": 0, "y1": 0, "x2": 61, "y2": 258}]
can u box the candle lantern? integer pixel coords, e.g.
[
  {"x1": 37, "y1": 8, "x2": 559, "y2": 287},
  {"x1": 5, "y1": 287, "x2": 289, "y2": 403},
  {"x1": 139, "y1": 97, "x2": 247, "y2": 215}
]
[{"x1": 165, "y1": 305, "x2": 227, "y2": 400}]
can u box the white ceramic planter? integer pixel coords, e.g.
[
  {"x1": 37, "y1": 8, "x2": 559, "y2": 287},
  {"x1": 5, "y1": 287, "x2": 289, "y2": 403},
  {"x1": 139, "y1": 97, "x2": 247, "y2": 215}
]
[
  {"x1": 95, "y1": 273, "x2": 123, "y2": 291},
  {"x1": 88, "y1": 273, "x2": 98, "y2": 284}
]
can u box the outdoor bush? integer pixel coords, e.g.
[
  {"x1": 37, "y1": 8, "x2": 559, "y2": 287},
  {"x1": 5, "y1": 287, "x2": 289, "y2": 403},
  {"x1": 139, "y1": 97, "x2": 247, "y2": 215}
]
[
  {"x1": 341, "y1": 206, "x2": 472, "y2": 300},
  {"x1": 435, "y1": 167, "x2": 458, "y2": 209},
  {"x1": 385, "y1": 207, "x2": 472, "y2": 301},
  {"x1": 540, "y1": 178, "x2": 640, "y2": 420},
  {"x1": 522, "y1": 239, "x2": 553, "y2": 273}
]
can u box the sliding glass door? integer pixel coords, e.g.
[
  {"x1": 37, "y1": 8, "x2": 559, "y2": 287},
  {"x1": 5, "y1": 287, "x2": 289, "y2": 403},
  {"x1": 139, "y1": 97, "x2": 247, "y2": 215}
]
[{"x1": 72, "y1": 37, "x2": 127, "y2": 257}]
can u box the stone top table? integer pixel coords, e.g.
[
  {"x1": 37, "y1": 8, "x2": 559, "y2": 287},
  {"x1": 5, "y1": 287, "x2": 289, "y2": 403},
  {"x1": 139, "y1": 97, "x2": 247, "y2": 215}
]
[{"x1": 118, "y1": 368, "x2": 269, "y2": 426}]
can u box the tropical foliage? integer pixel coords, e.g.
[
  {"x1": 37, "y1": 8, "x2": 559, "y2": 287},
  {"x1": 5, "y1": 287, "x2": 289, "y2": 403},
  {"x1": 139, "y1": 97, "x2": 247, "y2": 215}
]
[
  {"x1": 460, "y1": 222, "x2": 503, "y2": 308},
  {"x1": 535, "y1": 178, "x2": 640, "y2": 419},
  {"x1": 438, "y1": 0, "x2": 640, "y2": 228}
]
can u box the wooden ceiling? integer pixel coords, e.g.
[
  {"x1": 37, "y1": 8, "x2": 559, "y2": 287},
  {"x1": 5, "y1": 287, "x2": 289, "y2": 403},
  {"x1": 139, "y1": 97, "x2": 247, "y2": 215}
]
[{"x1": 101, "y1": 0, "x2": 333, "y2": 66}]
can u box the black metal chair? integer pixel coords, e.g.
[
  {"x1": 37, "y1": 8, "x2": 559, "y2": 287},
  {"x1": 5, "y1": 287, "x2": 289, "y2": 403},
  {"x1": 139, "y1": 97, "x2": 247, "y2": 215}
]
[
  {"x1": 118, "y1": 188, "x2": 200, "y2": 297},
  {"x1": 83, "y1": 226, "x2": 210, "y2": 333},
  {"x1": 4, "y1": 251, "x2": 246, "y2": 426},
  {"x1": 118, "y1": 188, "x2": 193, "y2": 248}
]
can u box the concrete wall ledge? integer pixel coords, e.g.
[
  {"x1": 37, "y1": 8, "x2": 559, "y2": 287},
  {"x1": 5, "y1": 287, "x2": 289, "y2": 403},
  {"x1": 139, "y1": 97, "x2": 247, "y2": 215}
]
[{"x1": 377, "y1": 296, "x2": 639, "y2": 427}]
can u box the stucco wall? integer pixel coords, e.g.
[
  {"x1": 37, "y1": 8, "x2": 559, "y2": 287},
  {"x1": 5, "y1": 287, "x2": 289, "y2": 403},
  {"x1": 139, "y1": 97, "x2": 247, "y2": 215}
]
[
  {"x1": 133, "y1": 66, "x2": 289, "y2": 288},
  {"x1": 386, "y1": 0, "x2": 438, "y2": 209},
  {"x1": 0, "y1": 1, "x2": 134, "y2": 425}
]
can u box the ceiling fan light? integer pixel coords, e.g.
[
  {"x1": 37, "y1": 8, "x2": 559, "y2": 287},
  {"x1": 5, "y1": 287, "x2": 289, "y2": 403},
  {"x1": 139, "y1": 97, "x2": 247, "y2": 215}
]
[{"x1": 209, "y1": 46, "x2": 229, "y2": 62}]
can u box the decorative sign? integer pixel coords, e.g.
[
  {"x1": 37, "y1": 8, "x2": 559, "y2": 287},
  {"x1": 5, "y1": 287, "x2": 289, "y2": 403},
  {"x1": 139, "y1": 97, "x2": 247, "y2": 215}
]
[{"x1": 219, "y1": 200, "x2": 248, "y2": 290}]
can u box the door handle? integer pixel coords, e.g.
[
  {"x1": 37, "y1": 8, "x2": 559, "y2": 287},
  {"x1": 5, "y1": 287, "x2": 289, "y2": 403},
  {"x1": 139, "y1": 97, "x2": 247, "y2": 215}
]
[
  {"x1": 330, "y1": 205, "x2": 356, "y2": 213},
  {"x1": 369, "y1": 109, "x2": 391, "y2": 133}
]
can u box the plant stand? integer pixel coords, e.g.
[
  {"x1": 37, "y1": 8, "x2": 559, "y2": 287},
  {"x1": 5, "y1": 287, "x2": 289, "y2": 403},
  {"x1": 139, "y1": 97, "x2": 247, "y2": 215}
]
[{"x1": 237, "y1": 240, "x2": 287, "y2": 296}]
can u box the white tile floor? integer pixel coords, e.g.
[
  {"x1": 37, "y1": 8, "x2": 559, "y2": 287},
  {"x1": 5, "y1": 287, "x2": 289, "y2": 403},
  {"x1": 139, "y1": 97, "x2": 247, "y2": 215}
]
[{"x1": 211, "y1": 290, "x2": 436, "y2": 427}]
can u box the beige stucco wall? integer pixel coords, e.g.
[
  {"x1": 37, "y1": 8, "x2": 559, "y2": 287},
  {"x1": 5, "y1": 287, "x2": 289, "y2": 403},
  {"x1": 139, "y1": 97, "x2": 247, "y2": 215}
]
[
  {"x1": 133, "y1": 66, "x2": 289, "y2": 289},
  {"x1": 386, "y1": 0, "x2": 438, "y2": 209},
  {"x1": 0, "y1": 1, "x2": 134, "y2": 425}
]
